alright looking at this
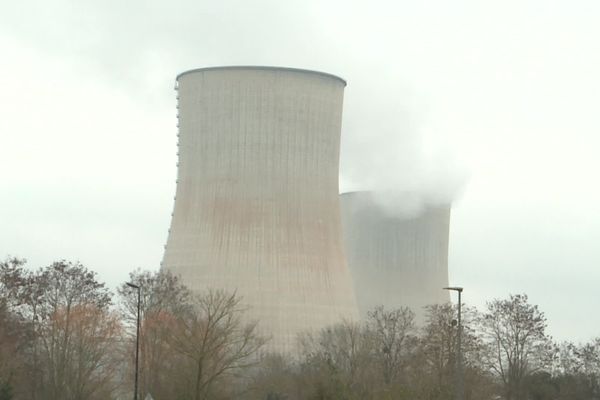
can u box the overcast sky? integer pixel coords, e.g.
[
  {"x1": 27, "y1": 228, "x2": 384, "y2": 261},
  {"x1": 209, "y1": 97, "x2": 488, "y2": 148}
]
[{"x1": 1, "y1": 0, "x2": 599, "y2": 342}]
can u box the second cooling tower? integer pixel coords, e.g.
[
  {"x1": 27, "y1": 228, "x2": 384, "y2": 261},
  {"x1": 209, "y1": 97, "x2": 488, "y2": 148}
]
[
  {"x1": 340, "y1": 191, "x2": 450, "y2": 319},
  {"x1": 162, "y1": 66, "x2": 358, "y2": 353}
]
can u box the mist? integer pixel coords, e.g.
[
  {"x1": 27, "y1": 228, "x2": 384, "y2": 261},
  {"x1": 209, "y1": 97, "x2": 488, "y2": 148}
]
[{"x1": 339, "y1": 77, "x2": 468, "y2": 217}]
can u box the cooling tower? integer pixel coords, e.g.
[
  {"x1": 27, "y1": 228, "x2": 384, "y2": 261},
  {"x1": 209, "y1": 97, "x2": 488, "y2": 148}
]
[
  {"x1": 340, "y1": 191, "x2": 450, "y2": 320},
  {"x1": 162, "y1": 66, "x2": 358, "y2": 353}
]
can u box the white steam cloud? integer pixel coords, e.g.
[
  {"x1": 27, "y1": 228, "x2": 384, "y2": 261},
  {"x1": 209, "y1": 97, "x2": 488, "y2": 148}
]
[{"x1": 339, "y1": 79, "x2": 468, "y2": 218}]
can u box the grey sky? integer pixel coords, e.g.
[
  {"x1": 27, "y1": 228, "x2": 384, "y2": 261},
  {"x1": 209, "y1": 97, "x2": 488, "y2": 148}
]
[{"x1": 1, "y1": 0, "x2": 599, "y2": 341}]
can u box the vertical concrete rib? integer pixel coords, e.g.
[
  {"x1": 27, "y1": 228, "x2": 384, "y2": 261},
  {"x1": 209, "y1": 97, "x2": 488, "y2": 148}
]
[
  {"x1": 162, "y1": 66, "x2": 358, "y2": 353},
  {"x1": 340, "y1": 191, "x2": 451, "y2": 320}
]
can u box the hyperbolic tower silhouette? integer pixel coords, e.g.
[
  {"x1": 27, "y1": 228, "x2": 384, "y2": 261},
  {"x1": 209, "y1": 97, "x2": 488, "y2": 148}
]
[
  {"x1": 162, "y1": 66, "x2": 359, "y2": 353},
  {"x1": 340, "y1": 191, "x2": 450, "y2": 320}
]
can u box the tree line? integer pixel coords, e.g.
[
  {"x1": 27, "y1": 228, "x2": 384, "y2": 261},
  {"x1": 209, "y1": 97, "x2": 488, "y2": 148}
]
[{"x1": 0, "y1": 257, "x2": 598, "y2": 400}]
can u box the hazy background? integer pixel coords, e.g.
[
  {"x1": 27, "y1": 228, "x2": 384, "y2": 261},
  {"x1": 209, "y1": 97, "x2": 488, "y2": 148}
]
[{"x1": 1, "y1": 0, "x2": 599, "y2": 341}]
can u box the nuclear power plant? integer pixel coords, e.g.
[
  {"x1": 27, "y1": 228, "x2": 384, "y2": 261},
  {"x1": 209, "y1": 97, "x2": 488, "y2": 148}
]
[
  {"x1": 161, "y1": 66, "x2": 452, "y2": 352},
  {"x1": 340, "y1": 191, "x2": 451, "y2": 319},
  {"x1": 161, "y1": 66, "x2": 359, "y2": 353}
]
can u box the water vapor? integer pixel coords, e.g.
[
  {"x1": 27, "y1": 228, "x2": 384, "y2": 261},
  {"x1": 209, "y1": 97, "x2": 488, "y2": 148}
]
[{"x1": 339, "y1": 78, "x2": 468, "y2": 218}]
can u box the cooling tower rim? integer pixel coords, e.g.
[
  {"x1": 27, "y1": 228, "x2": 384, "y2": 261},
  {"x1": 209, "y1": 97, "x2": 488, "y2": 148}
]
[
  {"x1": 176, "y1": 66, "x2": 347, "y2": 86},
  {"x1": 340, "y1": 191, "x2": 370, "y2": 196},
  {"x1": 340, "y1": 190, "x2": 453, "y2": 210}
]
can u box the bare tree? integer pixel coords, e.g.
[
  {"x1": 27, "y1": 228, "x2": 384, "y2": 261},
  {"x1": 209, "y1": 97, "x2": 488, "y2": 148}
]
[
  {"x1": 551, "y1": 339, "x2": 600, "y2": 399},
  {"x1": 0, "y1": 257, "x2": 42, "y2": 400},
  {"x1": 45, "y1": 303, "x2": 121, "y2": 399},
  {"x1": 480, "y1": 294, "x2": 554, "y2": 400},
  {"x1": 0, "y1": 258, "x2": 27, "y2": 308},
  {"x1": 297, "y1": 320, "x2": 378, "y2": 400},
  {"x1": 0, "y1": 258, "x2": 26, "y2": 396},
  {"x1": 117, "y1": 269, "x2": 192, "y2": 399},
  {"x1": 409, "y1": 303, "x2": 494, "y2": 400},
  {"x1": 118, "y1": 272, "x2": 265, "y2": 400},
  {"x1": 244, "y1": 353, "x2": 299, "y2": 400},
  {"x1": 168, "y1": 289, "x2": 266, "y2": 400},
  {"x1": 3, "y1": 260, "x2": 120, "y2": 400},
  {"x1": 367, "y1": 305, "x2": 416, "y2": 386},
  {"x1": 0, "y1": 302, "x2": 23, "y2": 400}
]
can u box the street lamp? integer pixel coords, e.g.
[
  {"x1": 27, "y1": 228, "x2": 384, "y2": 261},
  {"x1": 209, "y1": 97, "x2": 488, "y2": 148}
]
[
  {"x1": 444, "y1": 286, "x2": 464, "y2": 400},
  {"x1": 126, "y1": 282, "x2": 141, "y2": 400}
]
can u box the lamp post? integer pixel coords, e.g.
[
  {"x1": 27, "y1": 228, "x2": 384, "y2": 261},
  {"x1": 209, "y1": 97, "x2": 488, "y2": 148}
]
[
  {"x1": 444, "y1": 286, "x2": 464, "y2": 400},
  {"x1": 126, "y1": 282, "x2": 141, "y2": 400}
]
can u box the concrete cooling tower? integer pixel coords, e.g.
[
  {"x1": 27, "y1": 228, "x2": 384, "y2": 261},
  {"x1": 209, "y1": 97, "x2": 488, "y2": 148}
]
[
  {"x1": 340, "y1": 191, "x2": 450, "y2": 320},
  {"x1": 161, "y1": 66, "x2": 359, "y2": 353}
]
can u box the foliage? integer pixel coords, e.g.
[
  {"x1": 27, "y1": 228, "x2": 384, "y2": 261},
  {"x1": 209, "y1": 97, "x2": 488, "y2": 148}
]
[
  {"x1": 118, "y1": 271, "x2": 265, "y2": 400},
  {"x1": 3, "y1": 257, "x2": 600, "y2": 400},
  {"x1": 1, "y1": 259, "x2": 120, "y2": 400},
  {"x1": 0, "y1": 381, "x2": 13, "y2": 400}
]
